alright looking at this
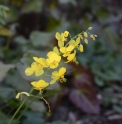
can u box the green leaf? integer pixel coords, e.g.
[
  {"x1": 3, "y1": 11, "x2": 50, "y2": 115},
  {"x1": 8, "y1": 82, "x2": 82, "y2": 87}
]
[
  {"x1": 26, "y1": 100, "x2": 45, "y2": 112},
  {"x1": 6, "y1": 70, "x2": 31, "y2": 92},
  {"x1": 103, "y1": 26, "x2": 120, "y2": 49},
  {"x1": 30, "y1": 31, "x2": 54, "y2": 47},
  {"x1": 0, "y1": 86, "x2": 16, "y2": 101},
  {"x1": 23, "y1": 111, "x2": 44, "y2": 124},
  {"x1": 94, "y1": 77, "x2": 104, "y2": 87},
  {"x1": 113, "y1": 105, "x2": 122, "y2": 114},
  {"x1": 14, "y1": 36, "x2": 29, "y2": 44},
  {"x1": 0, "y1": 62, "x2": 14, "y2": 82}
]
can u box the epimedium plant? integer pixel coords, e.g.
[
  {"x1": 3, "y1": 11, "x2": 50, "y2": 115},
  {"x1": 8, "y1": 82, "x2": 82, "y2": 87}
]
[{"x1": 7, "y1": 27, "x2": 97, "y2": 124}]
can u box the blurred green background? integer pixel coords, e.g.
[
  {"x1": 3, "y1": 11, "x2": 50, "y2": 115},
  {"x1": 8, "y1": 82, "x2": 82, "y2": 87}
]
[{"x1": 0, "y1": 0, "x2": 122, "y2": 124}]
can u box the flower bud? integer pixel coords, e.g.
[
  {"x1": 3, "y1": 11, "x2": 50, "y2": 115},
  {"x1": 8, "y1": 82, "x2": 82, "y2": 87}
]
[
  {"x1": 84, "y1": 38, "x2": 88, "y2": 44},
  {"x1": 79, "y1": 34, "x2": 83, "y2": 39},
  {"x1": 88, "y1": 27, "x2": 92, "y2": 30},
  {"x1": 64, "y1": 31, "x2": 69, "y2": 37},
  {"x1": 90, "y1": 35, "x2": 95, "y2": 41},
  {"x1": 78, "y1": 44, "x2": 83, "y2": 52},
  {"x1": 83, "y1": 32, "x2": 88, "y2": 37}
]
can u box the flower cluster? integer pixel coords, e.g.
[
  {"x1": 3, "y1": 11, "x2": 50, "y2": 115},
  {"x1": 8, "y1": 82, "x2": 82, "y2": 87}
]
[{"x1": 16, "y1": 27, "x2": 97, "y2": 111}]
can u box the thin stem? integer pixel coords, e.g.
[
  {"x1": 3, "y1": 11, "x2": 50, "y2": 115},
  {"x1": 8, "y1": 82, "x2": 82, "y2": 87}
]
[
  {"x1": 1, "y1": 102, "x2": 20, "y2": 124},
  {"x1": 40, "y1": 68, "x2": 50, "y2": 79},
  {"x1": 65, "y1": 31, "x2": 84, "y2": 47},
  {"x1": 13, "y1": 69, "x2": 50, "y2": 123},
  {"x1": 41, "y1": 97, "x2": 51, "y2": 112},
  {"x1": 15, "y1": 95, "x2": 38, "y2": 124},
  {"x1": 8, "y1": 88, "x2": 34, "y2": 124}
]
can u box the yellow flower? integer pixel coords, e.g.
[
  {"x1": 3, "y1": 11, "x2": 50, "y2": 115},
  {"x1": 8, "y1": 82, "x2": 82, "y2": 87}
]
[
  {"x1": 83, "y1": 32, "x2": 88, "y2": 37},
  {"x1": 25, "y1": 62, "x2": 44, "y2": 76},
  {"x1": 65, "y1": 50, "x2": 78, "y2": 64},
  {"x1": 33, "y1": 57, "x2": 48, "y2": 68},
  {"x1": 50, "y1": 67, "x2": 66, "y2": 84},
  {"x1": 63, "y1": 31, "x2": 69, "y2": 37},
  {"x1": 16, "y1": 92, "x2": 30, "y2": 99},
  {"x1": 60, "y1": 45, "x2": 75, "y2": 57},
  {"x1": 46, "y1": 51, "x2": 61, "y2": 69},
  {"x1": 78, "y1": 44, "x2": 84, "y2": 52},
  {"x1": 31, "y1": 80, "x2": 49, "y2": 91},
  {"x1": 55, "y1": 32, "x2": 65, "y2": 47},
  {"x1": 69, "y1": 37, "x2": 80, "y2": 48}
]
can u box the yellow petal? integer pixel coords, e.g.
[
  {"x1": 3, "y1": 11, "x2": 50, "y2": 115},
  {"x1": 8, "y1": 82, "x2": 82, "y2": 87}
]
[
  {"x1": 58, "y1": 40, "x2": 64, "y2": 48},
  {"x1": 60, "y1": 47, "x2": 66, "y2": 53},
  {"x1": 53, "y1": 46, "x2": 60, "y2": 55},
  {"x1": 66, "y1": 51, "x2": 76, "y2": 63},
  {"x1": 59, "y1": 67, "x2": 66, "y2": 75},
  {"x1": 55, "y1": 32, "x2": 60, "y2": 40},
  {"x1": 76, "y1": 37, "x2": 80, "y2": 45},
  {"x1": 35, "y1": 68, "x2": 44, "y2": 76},
  {"x1": 67, "y1": 45, "x2": 74, "y2": 51},
  {"x1": 52, "y1": 71, "x2": 59, "y2": 78},
  {"x1": 25, "y1": 67, "x2": 34, "y2": 76},
  {"x1": 31, "y1": 62, "x2": 38, "y2": 69},
  {"x1": 50, "y1": 79, "x2": 57, "y2": 84},
  {"x1": 69, "y1": 40, "x2": 75, "y2": 46},
  {"x1": 31, "y1": 80, "x2": 49, "y2": 90},
  {"x1": 33, "y1": 57, "x2": 38, "y2": 62}
]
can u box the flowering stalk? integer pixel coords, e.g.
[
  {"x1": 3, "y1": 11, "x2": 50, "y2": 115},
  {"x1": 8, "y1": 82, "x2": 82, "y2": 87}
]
[{"x1": 8, "y1": 27, "x2": 97, "y2": 124}]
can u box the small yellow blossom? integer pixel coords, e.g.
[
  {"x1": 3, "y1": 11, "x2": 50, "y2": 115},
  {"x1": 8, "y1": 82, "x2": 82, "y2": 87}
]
[
  {"x1": 90, "y1": 35, "x2": 95, "y2": 41},
  {"x1": 60, "y1": 45, "x2": 75, "y2": 57},
  {"x1": 31, "y1": 80, "x2": 49, "y2": 91},
  {"x1": 65, "y1": 50, "x2": 78, "y2": 64},
  {"x1": 33, "y1": 57, "x2": 48, "y2": 67},
  {"x1": 84, "y1": 38, "x2": 88, "y2": 44},
  {"x1": 69, "y1": 37, "x2": 80, "y2": 48},
  {"x1": 46, "y1": 51, "x2": 61, "y2": 69},
  {"x1": 25, "y1": 62, "x2": 44, "y2": 76},
  {"x1": 78, "y1": 44, "x2": 84, "y2": 52},
  {"x1": 83, "y1": 32, "x2": 88, "y2": 37},
  {"x1": 50, "y1": 67, "x2": 66, "y2": 84},
  {"x1": 55, "y1": 32, "x2": 65, "y2": 47},
  {"x1": 88, "y1": 27, "x2": 93, "y2": 30},
  {"x1": 63, "y1": 31, "x2": 69, "y2": 37},
  {"x1": 16, "y1": 92, "x2": 30, "y2": 99}
]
